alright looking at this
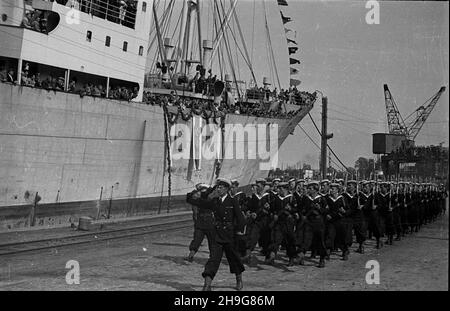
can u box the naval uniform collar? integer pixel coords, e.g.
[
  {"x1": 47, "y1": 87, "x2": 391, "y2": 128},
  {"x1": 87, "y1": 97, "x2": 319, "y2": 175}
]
[
  {"x1": 345, "y1": 192, "x2": 357, "y2": 199},
  {"x1": 329, "y1": 195, "x2": 343, "y2": 202},
  {"x1": 307, "y1": 194, "x2": 322, "y2": 201},
  {"x1": 231, "y1": 191, "x2": 243, "y2": 198},
  {"x1": 254, "y1": 192, "x2": 268, "y2": 200},
  {"x1": 278, "y1": 193, "x2": 293, "y2": 200},
  {"x1": 360, "y1": 192, "x2": 370, "y2": 198},
  {"x1": 220, "y1": 194, "x2": 228, "y2": 202}
]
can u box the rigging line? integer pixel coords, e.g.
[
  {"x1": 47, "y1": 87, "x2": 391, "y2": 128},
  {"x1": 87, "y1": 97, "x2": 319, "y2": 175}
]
[
  {"x1": 160, "y1": 0, "x2": 173, "y2": 40},
  {"x1": 328, "y1": 101, "x2": 385, "y2": 122},
  {"x1": 232, "y1": 7, "x2": 257, "y2": 85},
  {"x1": 327, "y1": 117, "x2": 383, "y2": 124},
  {"x1": 0, "y1": 28, "x2": 145, "y2": 81},
  {"x1": 328, "y1": 106, "x2": 384, "y2": 123},
  {"x1": 331, "y1": 120, "x2": 378, "y2": 137},
  {"x1": 207, "y1": 0, "x2": 211, "y2": 41},
  {"x1": 147, "y1": 0, "x2": 175, "y2": 61},
  {"x1": 307, "y1": 113, "x2": 350, "y2": 172},
  {"x1": 231, "y1": 8, "x2": 240, "y2": 81},
  {"x1": 219, "y1": 0, "x2": 239, "y2": 92},
  {"x1": 214, "y1": 1, "x2": 225, "y2": 80},
  {"x1": 296, "y1": 124, "x2": 346, "y2": 171},
  {"x1": 217, "y1": 0, "x2": 232, "y2": 76},
  {"x1": 251, "y1": 0, "x2": 255, "y2": 70},
  {"x1": 231, "y1": 7, "x2": 256, "y2": 84},
  {"x1": 262, "y1": 0, "x2": 281, "y2": 90}
]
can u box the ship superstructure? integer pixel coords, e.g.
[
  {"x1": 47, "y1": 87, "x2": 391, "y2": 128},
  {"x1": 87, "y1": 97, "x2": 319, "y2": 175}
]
[{"x1": 0, "y1": 0, "x2": 316, "y2": 230}]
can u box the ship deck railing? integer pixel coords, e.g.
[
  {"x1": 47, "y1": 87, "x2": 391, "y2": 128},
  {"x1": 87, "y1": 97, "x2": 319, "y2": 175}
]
[{"x1": 37, "y1": 0, "x2": 138, "y2": 29}]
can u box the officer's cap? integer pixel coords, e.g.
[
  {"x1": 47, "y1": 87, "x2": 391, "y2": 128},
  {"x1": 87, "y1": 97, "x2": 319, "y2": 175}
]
[
  {"x1": 347, "y1": 180, "x2": 357, "y2": 185},
  {"x1": 272, "y1": 178, "x2": 281, "y2": 183},
  {"x1": 288, "y1": 178, "x2": 296, "y2": 183},
  {"x1": 320, "y1": 179, "x2": 330, "y2": 184},
  {"x1": 195, "y1": 183, "x2": 210, "y2": 191},
  {"x1": 216, "y1": 178, "x2": 231, "y2": 188},
  {"x1": 296, "y1": 179, "x2": 305, "y2": 184},
  {"x1": 255, "y1": 178, "x2": 266, "y2": 184}
]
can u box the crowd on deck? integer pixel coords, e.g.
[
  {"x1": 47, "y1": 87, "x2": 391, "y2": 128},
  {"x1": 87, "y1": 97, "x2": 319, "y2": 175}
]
[
  {"x1": 142, "y1": 91, "x2": 301, "y2": 119},
  {"x1": 22, "y1": 9, "x2": 49, "y2": 34},
  {"x1": 21, "y1": 1, "x2": 137, "y2": 31},
  {"x1": 0, "y1": 64, "x2": 139, "y2": 101},
  {"x1": 1, "y1": 61, "x2": 315, "y2": 119},
  {"x1": 155, "y1": 63, "x2": 316, "y2": 107}
]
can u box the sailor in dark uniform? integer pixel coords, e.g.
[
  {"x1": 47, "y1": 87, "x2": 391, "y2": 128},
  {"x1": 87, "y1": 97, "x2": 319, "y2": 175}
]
[
  {"x1": 361, "y1": 181, "x2": 383, "y2": 249},
  {"x1": 336, "y1": 178, "x2": 345, "y2": 195},
  {"x1": 397, "y1": 182, "x2": 409, "y2": 237},
  {"x1": 391, "y1": 182, "x2": 402, "y2": 241},
  {"x1": 195, "y1": 178, "x2": 245, "y2": 291},
  {"x1": 320, "y1": 179, "x2": 332, "y2": 258},
  {"x1": 376, "y1": 182, "x2": 395, "y2": 245},
  {"x1": 185, "y1": 183, "x2": 215, "y2": 262},
  {"x1": 343, "y1": 180, "x2": 366, "y2": 254},
  {"x1": 288, "y1": 178, "x2": 297, "y2": 194},
  {"x1": 269, "y1": 178, "x2": 281, "y2": 203},
  {"x1": 230, "y1": 180, "x2": 249, "y2": 260},
  {"x1": 266, "y1": 182, "x2": 297, "y2": 266},
  {"x1": 404, "y1": 182, "x2": 414, "y2": 235},
  {"x1": 320, "y1": 179, "x2": 331, "y2": 198},
  {"x1": 245, "y1": 178, "x2": 271, "y2": 264},
  {"x1": 326, "y1": 182, "x2": 351, "y2": 260},
  {"x1": 297, "y1": 181, "x2": 328, "y2": 268},
  {"x1": 293, "y1": 179, "x2": 306, "y2": 257},
  {"x1": 409, "y1": 183, "x2": 420, "y2": 233}
]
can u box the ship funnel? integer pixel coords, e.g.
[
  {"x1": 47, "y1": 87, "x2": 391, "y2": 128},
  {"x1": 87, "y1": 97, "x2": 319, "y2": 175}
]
[{"x1": 202, "y1": 40, "x2": 213, "y2": 69}]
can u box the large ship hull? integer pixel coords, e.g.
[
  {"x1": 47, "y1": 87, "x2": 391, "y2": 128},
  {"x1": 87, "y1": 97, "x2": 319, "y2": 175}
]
[{"x1": 0, "y1": 83, "x2": 313, "y2": 230}]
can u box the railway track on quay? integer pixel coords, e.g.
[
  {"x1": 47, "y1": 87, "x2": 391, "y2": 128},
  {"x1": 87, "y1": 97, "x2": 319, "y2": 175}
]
[{"x1": 0, "y1": 215, "x2": 193, "y2": 256}]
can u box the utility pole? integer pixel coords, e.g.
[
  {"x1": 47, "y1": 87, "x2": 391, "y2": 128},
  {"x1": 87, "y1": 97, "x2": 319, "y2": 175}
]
[{"x1": 320, "y1": 97, "x2": 333, "y2": 179}]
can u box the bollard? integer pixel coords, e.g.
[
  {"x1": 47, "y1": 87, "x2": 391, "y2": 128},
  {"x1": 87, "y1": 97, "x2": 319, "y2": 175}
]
[{"x1": 78, "y1": 216, "x2": 93, "y2": 231}]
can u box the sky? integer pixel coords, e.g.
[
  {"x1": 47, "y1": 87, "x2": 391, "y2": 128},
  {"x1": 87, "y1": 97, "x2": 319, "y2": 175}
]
[
  {"x1": 148, "y1": 0, "x2": 449, "y2": 170},
  {"x1": 237, "y1": 0, "x2": 449, "y2": 169}
]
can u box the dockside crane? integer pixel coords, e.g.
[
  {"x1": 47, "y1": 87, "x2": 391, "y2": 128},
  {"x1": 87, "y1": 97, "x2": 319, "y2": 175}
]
[
  {"x1": 383, "y1": 84, "x2": 446, "y2": 142},
  {"x1": 375, "y1": 84, "x2": 446, "y2": 181}
]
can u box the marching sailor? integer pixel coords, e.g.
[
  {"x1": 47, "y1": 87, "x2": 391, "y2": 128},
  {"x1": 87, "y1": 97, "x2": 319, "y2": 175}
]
[
  {"x1": 343, "y1": 180, "x2": 367, "y2": 255},
  {"x1": 195, "y1": 178, "x2": 246, "y2": 291},
  {"x1": 185, "y1": 183, "x2": 215, "y2": 262},
  {"x1": 245, "y1": 178, "x2": 272, "y2": 265}
]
